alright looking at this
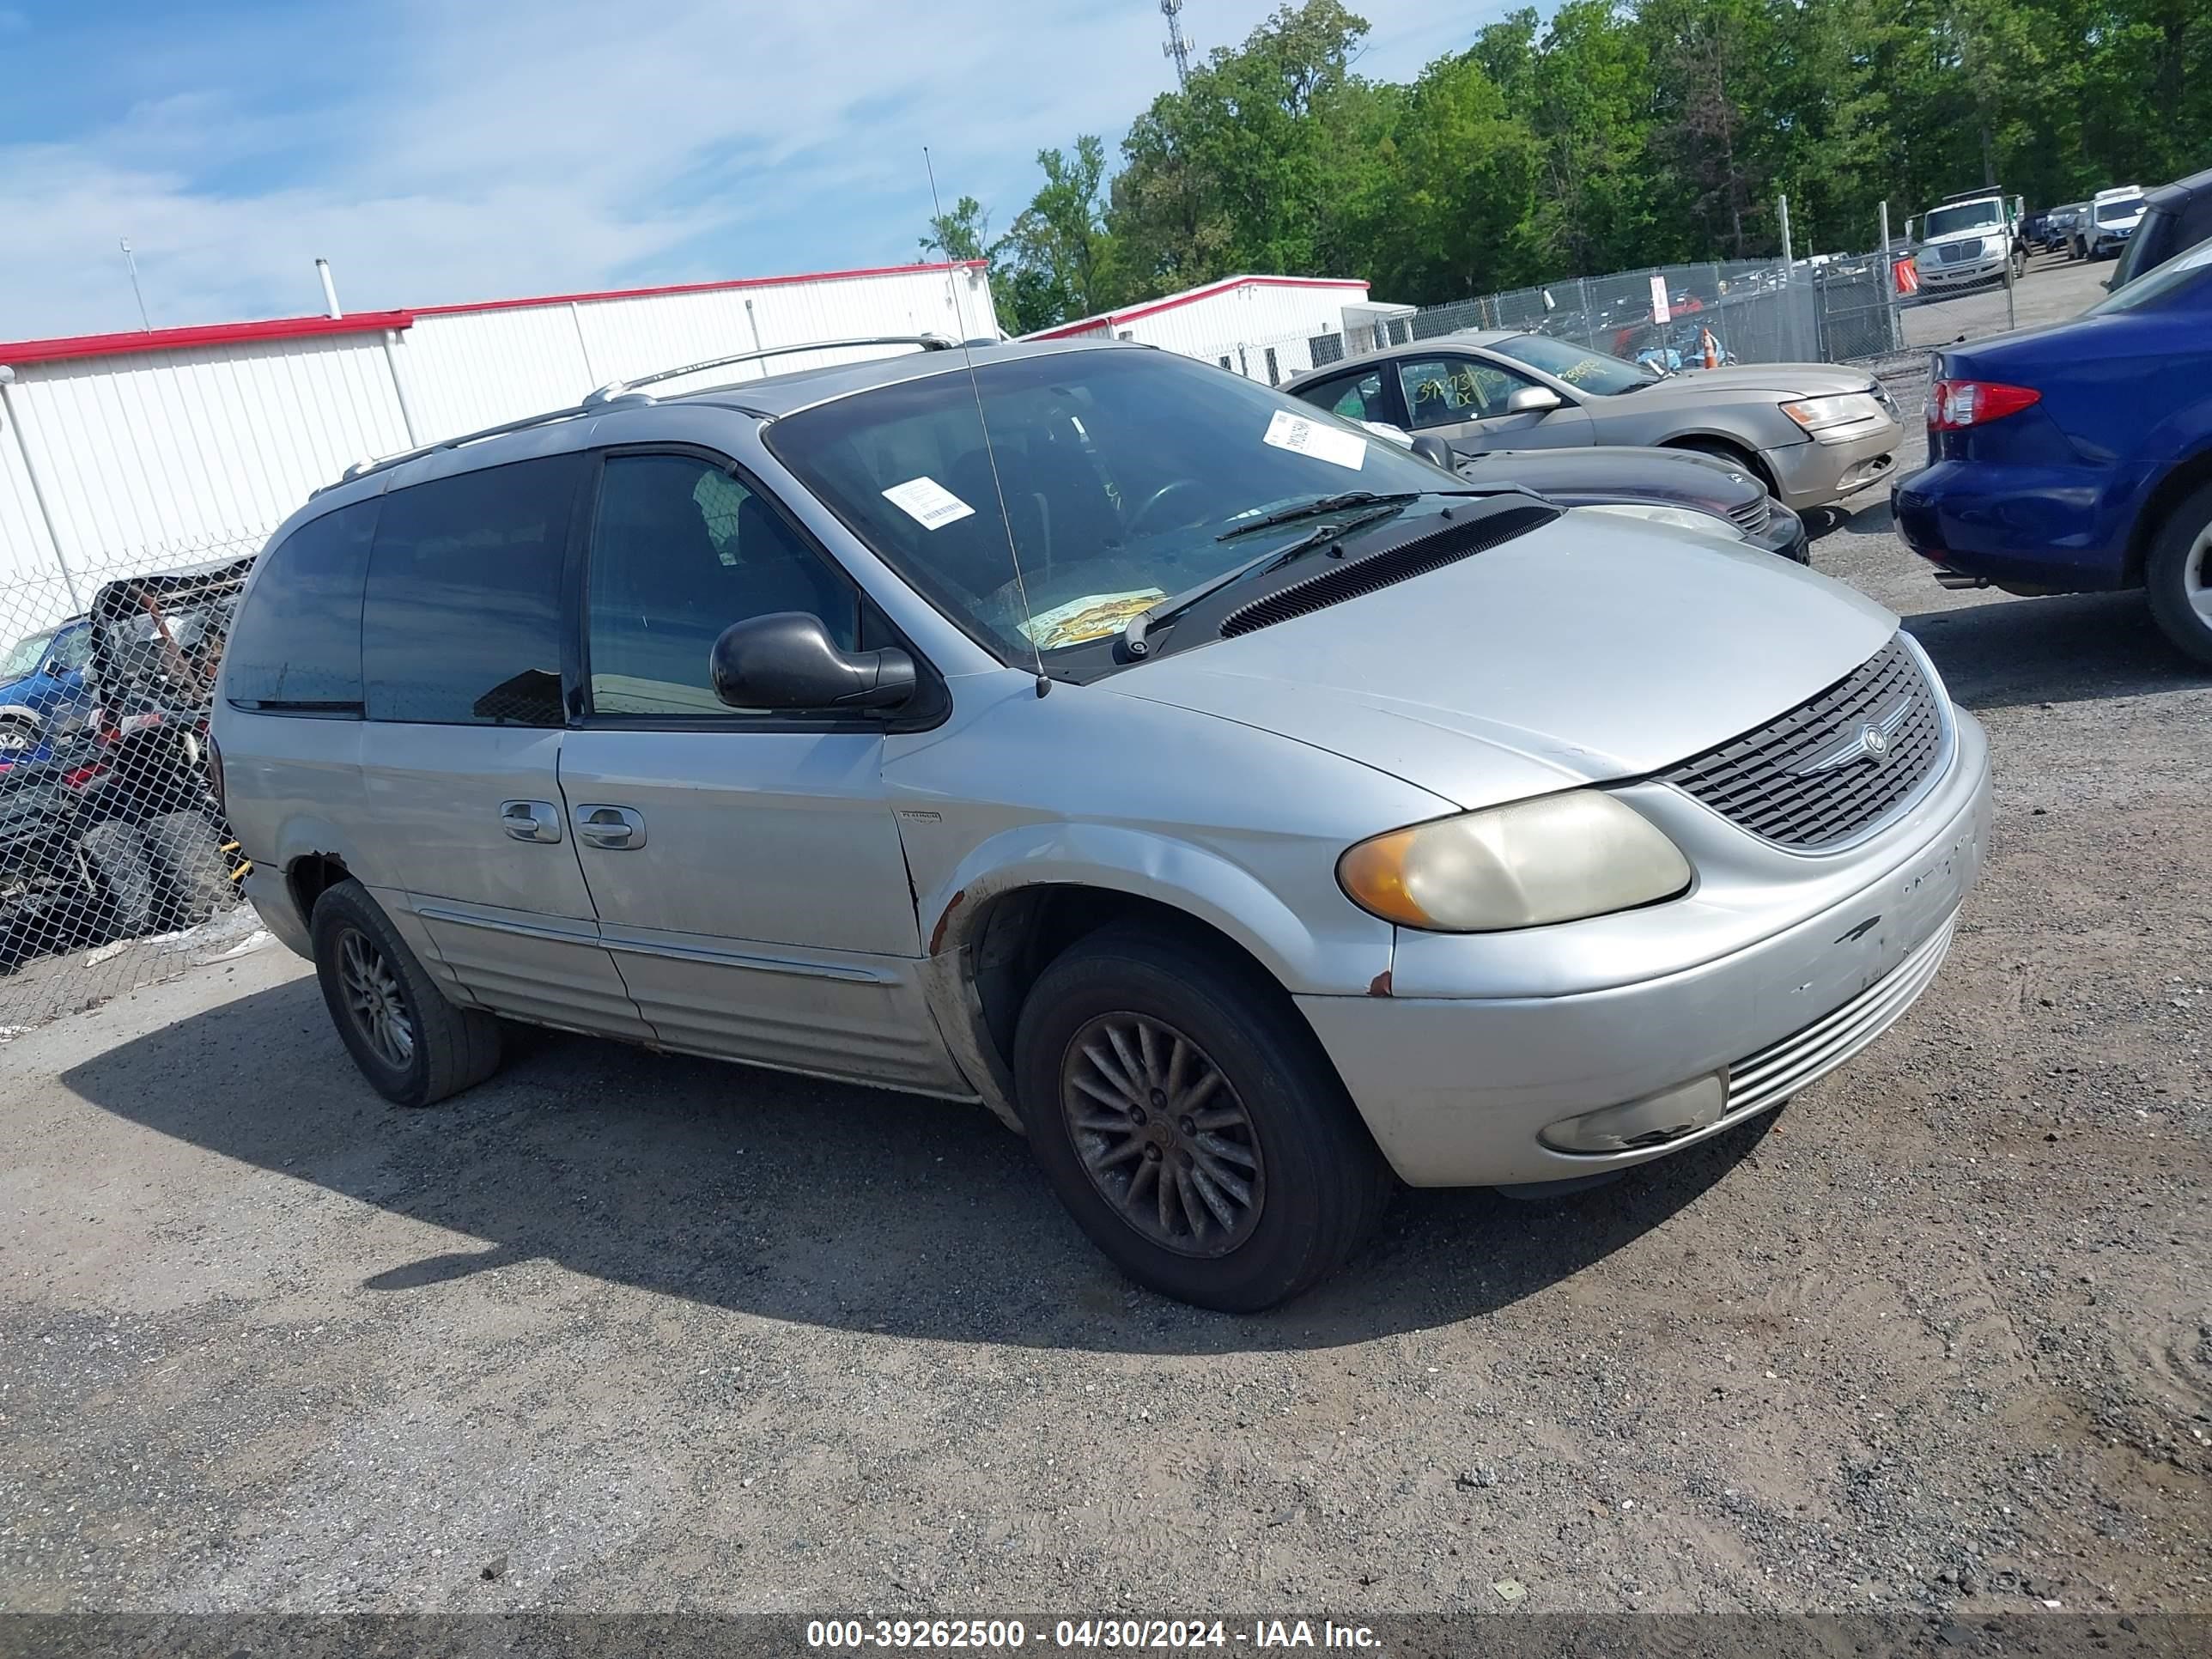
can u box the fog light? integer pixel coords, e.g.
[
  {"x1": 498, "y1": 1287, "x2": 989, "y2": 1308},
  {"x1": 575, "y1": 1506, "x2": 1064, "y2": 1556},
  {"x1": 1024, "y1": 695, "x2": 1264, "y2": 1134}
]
[{"x1": 1540, "y1": 1073, "x2": 1729, "y2": 1154}]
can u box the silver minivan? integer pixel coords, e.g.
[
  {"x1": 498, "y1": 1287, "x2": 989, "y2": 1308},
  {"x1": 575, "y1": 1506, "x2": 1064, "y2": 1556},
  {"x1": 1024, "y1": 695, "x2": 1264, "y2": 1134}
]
[{"x1": 214, "y1": 338, "x2": 1990, "y2": 1310}]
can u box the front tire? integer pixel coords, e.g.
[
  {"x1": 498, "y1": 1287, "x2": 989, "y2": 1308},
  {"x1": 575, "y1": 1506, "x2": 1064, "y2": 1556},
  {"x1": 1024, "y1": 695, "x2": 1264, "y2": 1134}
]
[
  {"x1": 2145, "y1": 481, "x2": 2212, "y2": 668},
  {"x1": 311, "y1": 878, "x2": 502, "y2": 1107},
  {"x1": 1012, "y1": 921, "x2": 1393, "y2": 1311}
]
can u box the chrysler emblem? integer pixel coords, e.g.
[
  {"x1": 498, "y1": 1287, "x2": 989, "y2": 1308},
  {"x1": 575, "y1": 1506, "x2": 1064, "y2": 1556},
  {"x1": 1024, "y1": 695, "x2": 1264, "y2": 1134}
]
[{"x1": 1790, "y1": 694, "x2": 1915, "y2": 775}]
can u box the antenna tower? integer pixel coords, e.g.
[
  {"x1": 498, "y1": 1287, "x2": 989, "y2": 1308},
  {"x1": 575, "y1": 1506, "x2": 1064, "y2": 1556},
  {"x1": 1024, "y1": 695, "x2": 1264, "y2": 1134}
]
[{"x1": 1161, "y1": 0, "x2": 1194, "y2": 87}]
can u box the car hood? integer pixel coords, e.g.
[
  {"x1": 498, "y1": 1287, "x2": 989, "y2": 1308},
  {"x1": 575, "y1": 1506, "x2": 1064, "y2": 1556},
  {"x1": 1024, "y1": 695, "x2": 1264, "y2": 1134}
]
[
  {"x1": 1453, "y1": 445, "x2": 1758, "y2": 513},
  {"x1": 1920, "y1": 225, "x2": 2003, "y2": 246},
  {"x1": 1613, "y1": 362, "x2": 1876, "y2": 400},
  {"x1": 1098, "y1": 510, "x2": 1896, "y2": 811}
]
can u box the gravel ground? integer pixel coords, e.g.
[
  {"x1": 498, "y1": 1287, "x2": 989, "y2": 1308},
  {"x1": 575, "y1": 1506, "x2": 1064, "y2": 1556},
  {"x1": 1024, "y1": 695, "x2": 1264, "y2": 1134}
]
[{"x1": 2, "y1": 255, "x2": 2205, "y2": 1623}]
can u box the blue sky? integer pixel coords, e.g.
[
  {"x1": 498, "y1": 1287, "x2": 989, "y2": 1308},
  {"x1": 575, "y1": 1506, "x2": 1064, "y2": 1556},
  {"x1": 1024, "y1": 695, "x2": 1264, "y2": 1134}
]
[{"x1": 0, "y1": 0, "x2": 1512, "y2": 340}]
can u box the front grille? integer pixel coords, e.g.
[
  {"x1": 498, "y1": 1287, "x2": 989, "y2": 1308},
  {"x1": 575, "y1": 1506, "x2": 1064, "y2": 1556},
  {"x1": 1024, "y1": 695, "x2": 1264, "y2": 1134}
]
[
  {"x1": 1658, "y1": 635, "x2": 1946, "y2": 848},
  {"x1": 1938, "y1": 239, "x2": 1982, "y2": 264},
  {"x1": 1726, "y1": 494, "x2": 1773, "y2": 537}
]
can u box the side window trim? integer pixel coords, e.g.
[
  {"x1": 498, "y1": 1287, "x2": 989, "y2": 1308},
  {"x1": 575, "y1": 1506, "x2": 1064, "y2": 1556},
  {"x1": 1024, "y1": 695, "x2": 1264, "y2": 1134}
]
[{"x1": 572, "y1": 442, "x2": 945, "y2": 734}]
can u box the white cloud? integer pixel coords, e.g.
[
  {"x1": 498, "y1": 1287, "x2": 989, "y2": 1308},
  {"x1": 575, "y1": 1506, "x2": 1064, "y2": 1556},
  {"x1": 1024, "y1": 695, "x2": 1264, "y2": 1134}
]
[{"x1": 0, "y1": 0, "x2": 1514, "y2": 339}]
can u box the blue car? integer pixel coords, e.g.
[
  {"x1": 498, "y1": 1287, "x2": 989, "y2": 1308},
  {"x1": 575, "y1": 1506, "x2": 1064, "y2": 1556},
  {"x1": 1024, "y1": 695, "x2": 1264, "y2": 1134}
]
[
  {"x1": 0, "y1": 616, "x2": 93, "y2": 735},
  {"x1": 1892, "y1": 233, "x2": 2212, "y2": 664}
]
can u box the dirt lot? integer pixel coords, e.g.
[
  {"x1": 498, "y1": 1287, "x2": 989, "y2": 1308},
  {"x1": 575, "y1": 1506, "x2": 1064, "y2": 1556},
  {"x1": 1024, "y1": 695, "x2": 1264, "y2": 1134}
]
[{"x1": 3, "y1": 257, "x2": 2207, "y2": 1622}]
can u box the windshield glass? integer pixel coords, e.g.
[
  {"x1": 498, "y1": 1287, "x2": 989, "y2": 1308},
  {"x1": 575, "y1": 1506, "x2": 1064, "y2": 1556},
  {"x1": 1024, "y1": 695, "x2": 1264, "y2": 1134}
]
[
  {"x1": 764, "y1": 349, "x2": 1467, "y2": 665},
  {"x1": 0, "y1": 627, "x2": 58, "y2": 678},
  {"x1": 1924, "y1": 200, "x2": 2004, "y2": 238},
  {"x1": 2086, "y1": 230, "x2": 2212, "y2": 315},
  {"x1": 1487, "y1": 334, "x2": 1654, "y2": 395},
  {"x1": 2095, "y1": 196, "x2": 2143, "y2": 225}
]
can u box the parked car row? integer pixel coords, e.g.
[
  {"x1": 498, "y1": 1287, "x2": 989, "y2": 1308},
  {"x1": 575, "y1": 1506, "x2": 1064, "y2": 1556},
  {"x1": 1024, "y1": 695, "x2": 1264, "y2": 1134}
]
[
  {"x1": 1284, "y1": 329, "x2": 1900, "y2": 519},
  {"x1": 1894, "y1": 168, "x2": 2212, "y2": 665},
  {"x1": 0, "y1": 560, "x2": 248, "y2": 974},
  {"x1": 210, "y1": 327, "x2": 1977, "y2": 1311}
]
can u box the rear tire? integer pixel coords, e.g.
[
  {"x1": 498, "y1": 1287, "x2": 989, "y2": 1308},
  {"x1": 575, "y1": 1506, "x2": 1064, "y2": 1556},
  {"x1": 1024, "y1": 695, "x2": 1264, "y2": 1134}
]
[
  {"x1": 142, "y1": 809, "x2": 234, "y2": 930},
  {"x1": 311, "y1": 878, "x2": 502, "y2": 1107},
  {"x1": 79, "y1": 821, "x2": 155, "y2": 942},
  {"x1": 2144, "y1": 481, "x2": 2212, "y2": 668},
  {"x1": 1012, "y1": 921, "x2": 1394, "y2": 1311}
]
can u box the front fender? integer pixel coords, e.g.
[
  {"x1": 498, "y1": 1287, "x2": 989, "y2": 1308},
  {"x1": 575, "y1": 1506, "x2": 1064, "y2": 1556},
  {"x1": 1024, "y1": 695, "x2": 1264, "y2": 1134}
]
[
  {"x1": 915, "y1": 821, "x2": 1396, "y2": 1134},
  {"x1": 921, "y1": 820, "x2": 1393, "y2": 999}
]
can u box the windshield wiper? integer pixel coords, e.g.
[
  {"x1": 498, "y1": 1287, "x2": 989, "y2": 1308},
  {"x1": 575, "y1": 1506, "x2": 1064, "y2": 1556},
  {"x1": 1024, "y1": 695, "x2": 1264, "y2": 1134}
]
[
  {"x1": 1215, "y1": 489, "x2": 1425, "y2": 541},
  {"x1": 1125, "y1": 502, "x2": 1407, "y2": 658}
]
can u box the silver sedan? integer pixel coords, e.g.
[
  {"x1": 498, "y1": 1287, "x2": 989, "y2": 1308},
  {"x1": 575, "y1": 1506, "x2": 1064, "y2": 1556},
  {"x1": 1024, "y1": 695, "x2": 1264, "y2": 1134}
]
[{"x1": 1287, "y1": 330, "x2": 1905, "y2": 512}]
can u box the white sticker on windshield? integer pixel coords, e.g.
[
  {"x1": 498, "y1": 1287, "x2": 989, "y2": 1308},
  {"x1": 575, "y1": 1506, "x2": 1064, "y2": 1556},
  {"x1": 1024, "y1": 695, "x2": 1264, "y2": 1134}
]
[
  {"x1": 1262, "y1": 409, "x2": 1366, "y2": 471},
  {"x1": 882, "y1": 476, "x2": 976, "y2": 530}
]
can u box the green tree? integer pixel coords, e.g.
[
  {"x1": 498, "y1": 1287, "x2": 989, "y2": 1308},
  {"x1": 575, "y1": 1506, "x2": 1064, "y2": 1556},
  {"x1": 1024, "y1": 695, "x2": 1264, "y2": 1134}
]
[
  {"x1": 918, "y1": 195, "x2": 990, "y2": 263},
  {"x1": 994, "y1": 137, "x2": 1118, "y2": 332},
  {"x1": 979, "y1": 0, "x2": 2212, "y2": 331}
]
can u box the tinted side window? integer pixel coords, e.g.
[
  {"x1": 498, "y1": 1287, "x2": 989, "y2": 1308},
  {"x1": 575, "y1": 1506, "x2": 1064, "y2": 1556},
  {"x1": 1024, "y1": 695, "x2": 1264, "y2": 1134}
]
[
  {"x1": 222, "y1": 501, "x2": 378, "y2": 711},
  {"x1": 362, "y1": 456, "x2": 581, "y2": 726},
  {"x1": 586, "y1": 453, "x2": 859, "y2": 717},
  {"x1": 1296, "y1": 367, "x2": 1390, "y2": 424}
]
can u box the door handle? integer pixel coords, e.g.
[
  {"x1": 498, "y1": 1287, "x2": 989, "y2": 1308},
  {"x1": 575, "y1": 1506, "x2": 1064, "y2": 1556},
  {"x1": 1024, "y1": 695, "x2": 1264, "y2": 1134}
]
[
  {"x1": 574, "y1": 804, "x2": 646, "y2": 851},
  {"x1": 499, "y1": 799, "x2": 563, "y2": 843}
]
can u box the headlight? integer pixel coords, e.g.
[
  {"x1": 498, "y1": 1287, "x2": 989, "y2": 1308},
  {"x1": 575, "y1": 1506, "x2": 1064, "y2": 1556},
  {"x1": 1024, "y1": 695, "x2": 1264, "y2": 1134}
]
[
  {"x1": 1782, "y1": 392, "x2": 1885, "y2": 438},
  {"x1": 1338, "y1": 791, "x2": 1692, "y2": 933},
  {"x1": 1577, "y1": 502, "x2": 1744, "y2": 541}
]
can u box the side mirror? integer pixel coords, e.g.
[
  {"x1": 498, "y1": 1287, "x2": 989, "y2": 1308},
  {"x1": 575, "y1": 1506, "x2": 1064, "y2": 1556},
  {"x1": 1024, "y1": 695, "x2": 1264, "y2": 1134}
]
[
  {"x1": 1505, "y1": 386, "x2": 1562, "y2": 416},
  {"x1": 1409, "y1": 434, "x2": 1459, "y2": 471},
  {"x1": 711, "y1": 613, "x2": 916, "y2": 713}
]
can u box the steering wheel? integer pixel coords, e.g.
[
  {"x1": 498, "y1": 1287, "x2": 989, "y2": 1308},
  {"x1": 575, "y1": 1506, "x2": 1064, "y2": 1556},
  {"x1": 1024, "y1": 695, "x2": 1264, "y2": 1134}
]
[{"x1": 1125, "y1": 477, "x2": 1208, "y2": 535}]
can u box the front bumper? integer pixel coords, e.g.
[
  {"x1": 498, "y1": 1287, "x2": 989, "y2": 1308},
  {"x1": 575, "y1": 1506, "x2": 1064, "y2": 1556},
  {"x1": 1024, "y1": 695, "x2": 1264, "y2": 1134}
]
[
  {"x1": 1298, "y1": 708, "x2": 1991, "y2": 1188},
  {"x1": 1763, "y1": 419, "x2": 1902, "y2": 511},
  {"x1": 1916, "y1": 252, "x2": 2007, "y2": 289}
]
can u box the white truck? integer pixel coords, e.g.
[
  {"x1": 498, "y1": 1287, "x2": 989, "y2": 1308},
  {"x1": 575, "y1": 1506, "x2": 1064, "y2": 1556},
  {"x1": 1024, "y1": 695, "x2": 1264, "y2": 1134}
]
[
  {"x1": 2075, "y1": 185, "x2": 2146, "y2": 260},
  {"x1": 1909, "y1": 187, "x2": 2024, "y2": 294}
]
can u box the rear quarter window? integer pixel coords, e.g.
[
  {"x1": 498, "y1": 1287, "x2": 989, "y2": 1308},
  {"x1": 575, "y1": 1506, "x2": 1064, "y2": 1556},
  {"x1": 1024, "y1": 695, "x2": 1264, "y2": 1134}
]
[
  {"x1": 222, "y1": 502, "x2": 379, "y2": 712},
  {"x1": 361, "y1": 456, "x2": 583, "y2": 726}
]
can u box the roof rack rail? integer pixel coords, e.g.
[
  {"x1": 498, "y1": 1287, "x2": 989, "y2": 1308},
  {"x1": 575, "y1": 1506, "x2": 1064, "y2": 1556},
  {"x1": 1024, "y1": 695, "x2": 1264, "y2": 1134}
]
[
  {"x1": 578, "y1": 333, "x2": 957, "y2": 407},
  {"x1": 321, "y1": 333, "x2": 960, "y2": 493},
  {"x1": 330, "y1": 402, "x2": 598, "y2": 489}
]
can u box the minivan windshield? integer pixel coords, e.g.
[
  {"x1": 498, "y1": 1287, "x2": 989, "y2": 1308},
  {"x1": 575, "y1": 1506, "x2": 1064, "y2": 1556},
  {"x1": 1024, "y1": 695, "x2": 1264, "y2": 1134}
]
[
  {"x1": 1487, "y1": 333, "x2": 1656, "y2": 394},
  {"x1": 1924, "y1": 200, "x2": 2004, "y2": 239},
  {"x1": 2095, "y1": 195, "x2": 2143, "y2": 225},
  {"x1": 765, "y1": 349, "x2": 1479, "y2": 666}
]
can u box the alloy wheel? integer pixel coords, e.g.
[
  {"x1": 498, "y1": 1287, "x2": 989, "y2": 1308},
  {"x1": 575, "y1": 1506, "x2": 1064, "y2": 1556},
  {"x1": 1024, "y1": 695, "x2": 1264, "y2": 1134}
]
[
  {"x1": 2185, "y1": 522, "x2": 2212, "y2": 629},
  {"x1": 338, "y1": 927, "x2": 415, "y2": 1071},
  {"x1": 1060, "y1": 1012, "x2": 1265, "y2": 1257}
]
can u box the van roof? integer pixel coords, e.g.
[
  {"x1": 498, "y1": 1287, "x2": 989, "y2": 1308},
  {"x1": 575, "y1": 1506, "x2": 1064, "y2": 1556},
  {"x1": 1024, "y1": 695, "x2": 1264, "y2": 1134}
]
[{"x1": 310, "y1": 335, "x2": 1133, "y2": 501}]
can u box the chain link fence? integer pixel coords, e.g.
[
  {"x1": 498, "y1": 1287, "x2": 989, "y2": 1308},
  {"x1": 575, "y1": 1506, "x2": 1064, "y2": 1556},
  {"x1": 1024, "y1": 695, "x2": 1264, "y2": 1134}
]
[
  {"x1": 1199, "y1": 252, "x2": 1936, "y2": 390},
  {"x1": 0, "y1": 529, "x2": 264, "y2": 1031}
]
